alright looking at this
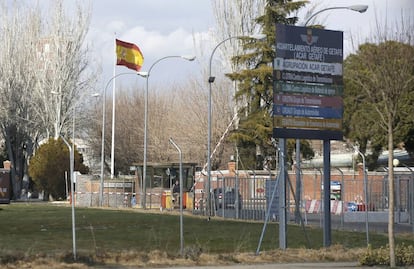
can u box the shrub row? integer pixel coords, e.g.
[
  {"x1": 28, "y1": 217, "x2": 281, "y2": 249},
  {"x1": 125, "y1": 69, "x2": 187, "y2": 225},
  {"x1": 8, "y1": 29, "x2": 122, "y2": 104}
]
[{"x1": 360, "y1": 243, "x2": 414, "y2": 266}]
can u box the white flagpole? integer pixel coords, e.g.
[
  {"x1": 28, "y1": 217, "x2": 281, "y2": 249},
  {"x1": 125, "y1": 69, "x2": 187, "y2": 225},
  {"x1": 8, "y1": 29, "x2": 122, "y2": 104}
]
[{"x1": 111, "y1": 34, "x2": 116, "y2": 179}]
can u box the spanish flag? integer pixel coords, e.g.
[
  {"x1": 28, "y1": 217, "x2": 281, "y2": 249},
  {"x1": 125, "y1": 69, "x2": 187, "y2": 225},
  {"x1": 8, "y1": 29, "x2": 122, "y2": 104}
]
[{"x1": 116, "y1": 39, "x2": 144, "y2": 71}]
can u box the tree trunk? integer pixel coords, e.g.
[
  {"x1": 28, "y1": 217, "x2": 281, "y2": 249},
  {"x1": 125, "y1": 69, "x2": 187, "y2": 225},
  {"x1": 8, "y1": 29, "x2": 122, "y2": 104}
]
[
  {"x1": 388, "y1": 123, "x2": 395, "y2": 267},
  {"x1": 4, "y1": 127, "x2": 19, "y2": 199}
]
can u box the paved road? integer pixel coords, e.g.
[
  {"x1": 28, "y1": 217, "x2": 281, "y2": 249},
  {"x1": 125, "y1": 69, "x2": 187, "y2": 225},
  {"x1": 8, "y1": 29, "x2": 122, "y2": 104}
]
[
  {"x1": 148, "y1": 262, "x2": 384, "y2": 269},
  {"x1": 100, "y1": 262, "x2": 391, "y2": 269}
]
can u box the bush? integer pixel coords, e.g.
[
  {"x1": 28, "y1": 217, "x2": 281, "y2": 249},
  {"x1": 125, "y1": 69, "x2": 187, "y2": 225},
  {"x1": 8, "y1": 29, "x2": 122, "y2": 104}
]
[
  {"x1": 359, "y1": 243, "x2": 414, "y2": 266},
  {"x1": 29, "y1": 137, "x2": 89, "y2": 199}
]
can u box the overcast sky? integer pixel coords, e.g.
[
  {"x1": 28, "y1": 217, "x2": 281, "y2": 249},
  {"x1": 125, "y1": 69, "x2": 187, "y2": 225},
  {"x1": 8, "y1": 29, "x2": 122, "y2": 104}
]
[{"x1": 85, "y1": 0, "x2": 413, "y2": 89}]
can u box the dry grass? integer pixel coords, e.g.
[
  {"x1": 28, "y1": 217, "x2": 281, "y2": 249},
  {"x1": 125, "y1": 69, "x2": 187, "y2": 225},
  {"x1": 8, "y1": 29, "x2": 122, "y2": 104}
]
[{"x1": 1, "y1": 246, "x2": 367, "y2": 268}]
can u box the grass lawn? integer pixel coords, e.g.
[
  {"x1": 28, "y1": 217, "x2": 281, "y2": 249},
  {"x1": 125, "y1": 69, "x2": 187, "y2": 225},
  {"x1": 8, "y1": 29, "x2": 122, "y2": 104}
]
[{"x1": 0, "y1": 202, "x2": 413, "y2": 267}]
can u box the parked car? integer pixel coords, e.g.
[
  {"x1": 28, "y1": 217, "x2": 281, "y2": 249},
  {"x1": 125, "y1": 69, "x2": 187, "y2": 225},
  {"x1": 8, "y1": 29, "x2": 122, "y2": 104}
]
[
  {"x1": 213, "y1": 187, "x2": 242, "y2": 210},
  {"x1": 346, "y1": 202, "x2": 357, "y2": 212}
]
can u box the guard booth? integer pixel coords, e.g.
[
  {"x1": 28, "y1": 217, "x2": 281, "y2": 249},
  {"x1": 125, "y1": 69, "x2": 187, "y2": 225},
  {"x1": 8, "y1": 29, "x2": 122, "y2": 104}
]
[
  {"x1": 0, "y1": 169, "x2": 11, "y2": 204},
  {"x1": 132, "y1": 162, "x2": 197, "y2": 210}
]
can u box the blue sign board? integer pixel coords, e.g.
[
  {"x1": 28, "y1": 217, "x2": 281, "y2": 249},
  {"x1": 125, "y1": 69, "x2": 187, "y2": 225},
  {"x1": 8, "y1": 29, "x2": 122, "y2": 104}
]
[
  {"x1": 273, "y1": 24, "x2": 344, "y2": 140},
  {"x1": 273, "y1": 104, "x2": 343, "y2": 119},
  {"x1": 276, "y1": 24, "x2": 343, "y2": 64}
]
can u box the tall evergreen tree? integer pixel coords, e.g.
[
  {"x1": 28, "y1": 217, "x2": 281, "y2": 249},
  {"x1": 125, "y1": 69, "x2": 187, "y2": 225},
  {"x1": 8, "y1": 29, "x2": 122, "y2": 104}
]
[{"x1": 227, "y1": 0, "x2": 308, "y2": 169}]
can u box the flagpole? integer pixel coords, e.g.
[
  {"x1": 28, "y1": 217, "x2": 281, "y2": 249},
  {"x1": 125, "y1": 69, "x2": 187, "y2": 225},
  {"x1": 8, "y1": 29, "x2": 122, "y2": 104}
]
[{"x1": 111, "y1": 34, "x2": 116, "y2": 179}]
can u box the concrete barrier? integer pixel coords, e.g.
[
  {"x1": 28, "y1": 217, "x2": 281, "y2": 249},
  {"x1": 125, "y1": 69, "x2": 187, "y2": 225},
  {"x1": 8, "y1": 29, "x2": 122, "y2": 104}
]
[{"x1": 344, "y1": 211, "x2": 409, "y2": 223}]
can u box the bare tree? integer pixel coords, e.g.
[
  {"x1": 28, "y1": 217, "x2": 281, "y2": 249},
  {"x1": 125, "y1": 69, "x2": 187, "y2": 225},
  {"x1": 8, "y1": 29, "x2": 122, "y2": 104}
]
[
  {"x1": 110, "y1": 86, "x2": 144, "y2": 174},
  {"x1": 0, "y1": 0, "x2": 94, "y2": 198},
  {"x1": 157, "y1": 80, "x2": 210, "y2": 164},
  {"x1": 0, "y1": 2, "x2": 41, "y2": 198},
  {"x1": 211, "y1": 0, "x2": 264, "y2": 60},
  {"x1": 199, "y1": 0, "x2": 266, "y2": 168},
  {"x1": 171, "y1": 79, "x2": 210, "y2": 163},
  {"x1": 33, "y1": 0, "x2": 94, "y2": 140}
]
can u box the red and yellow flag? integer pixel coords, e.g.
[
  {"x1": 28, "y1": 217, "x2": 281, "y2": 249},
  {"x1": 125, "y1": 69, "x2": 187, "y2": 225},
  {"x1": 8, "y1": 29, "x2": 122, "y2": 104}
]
[{"x1": 115, "y1": 39, "x2": 144, "y2": 71}]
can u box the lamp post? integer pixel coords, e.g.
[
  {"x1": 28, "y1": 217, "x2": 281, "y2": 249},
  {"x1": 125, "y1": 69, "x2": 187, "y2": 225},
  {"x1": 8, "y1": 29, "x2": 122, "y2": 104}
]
[
  {"x1": 60, "y1": 136, "x2": 76, "y2": 260},
  {"x1": 51, "y1": 90, "x2": 76, "y2": 260},
  {"x1": 354, "y1": 146, "x2": 369, "y2": 246},
  {"x1": 169, "y1": 137, "x2": 184, "y2": 256},
  {"x1": 139, "y1": 55, "x2": 195, "y2": 209},
  {"x1": 51, "y1": 91, "x2": 102, "y2": 259},
  {"x1": 99, "y1": 72, "x2": 146, "y2": 207},
  {"x1": 304, "y1": 5, "x2": 368, "y2": 26},
  {"x1": 50, "y1": 90, "x2": 76, "y2": 259},
  {"x1": 206, "y1": 34, "x2": 264, "y2": 218}
]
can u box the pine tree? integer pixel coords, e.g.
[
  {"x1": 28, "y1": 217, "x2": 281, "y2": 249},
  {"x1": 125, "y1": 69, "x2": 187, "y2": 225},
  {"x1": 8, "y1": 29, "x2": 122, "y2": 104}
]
[{"x1": 227, "y1": 0, "x2": 308, "y2": 169}]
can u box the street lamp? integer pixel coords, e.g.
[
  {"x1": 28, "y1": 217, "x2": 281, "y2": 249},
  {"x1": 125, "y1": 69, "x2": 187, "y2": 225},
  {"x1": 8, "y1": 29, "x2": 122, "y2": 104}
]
[
  {"x1": 169, "y1": 137, "x2": 184, "y2": 256},
  {"x1": 304, "y1": 5, "x2": 368, "y2": 26},
  {"x1": 99, "y1": 72, "x2": 146, "y2": 207},
  {"x1": 60, "y1": 136, "x2": 76, "y2": 260},
  {"x1": 354, "y1": 145, "x2": 369, "y2": 246},
  {"x1": 207, "y1": 34, "x2": 265, "y2": 217},
  {"x1": 139, "y1": 55, "x2": 195, "y2": 209},
  {"x1": 51, "y1": 90, "x2": 76, "y2": 260}
]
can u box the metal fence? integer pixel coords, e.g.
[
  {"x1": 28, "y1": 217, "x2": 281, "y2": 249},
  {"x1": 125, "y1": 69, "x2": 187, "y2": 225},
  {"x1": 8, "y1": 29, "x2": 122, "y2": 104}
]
[
  {"x1": 193, "y1": 169, "x2": 414, "y2": 225},
  {"x1": 193, "y1": 174, "x2": 271, "y2": 221},
  {"x1": 74, "y1": 170, "x2": 413, "y2": 226}
]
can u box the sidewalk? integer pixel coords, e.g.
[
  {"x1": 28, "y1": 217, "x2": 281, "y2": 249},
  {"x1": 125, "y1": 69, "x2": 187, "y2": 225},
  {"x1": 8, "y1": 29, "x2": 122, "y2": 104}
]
[{"x1": 150, "y1": 262, "x2": 384, "y2": 269}]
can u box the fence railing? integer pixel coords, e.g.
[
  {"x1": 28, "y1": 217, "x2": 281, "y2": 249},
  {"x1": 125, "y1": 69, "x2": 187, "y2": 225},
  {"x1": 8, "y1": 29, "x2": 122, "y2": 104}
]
[
  {"x1": 191, "y1": 169, "x2": 414, "y2": 224},
  {"x1": 73, "y1": 170, "x2": 414, "y2": 225}
]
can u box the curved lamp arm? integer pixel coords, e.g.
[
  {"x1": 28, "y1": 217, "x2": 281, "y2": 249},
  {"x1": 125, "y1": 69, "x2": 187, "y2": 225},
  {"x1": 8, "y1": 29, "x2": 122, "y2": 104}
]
[{"x1": 304, "y1": 5, "x2": 368, "y2": 26}]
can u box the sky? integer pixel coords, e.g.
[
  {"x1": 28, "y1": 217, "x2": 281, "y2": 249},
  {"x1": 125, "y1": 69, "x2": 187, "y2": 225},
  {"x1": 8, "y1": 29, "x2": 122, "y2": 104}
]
[
  {"x1": 84, "y1": 0, "x2": 413, "y2": 90},
  {"x1": 87, "y1": 0, "x2": 214, "y2": 90}
]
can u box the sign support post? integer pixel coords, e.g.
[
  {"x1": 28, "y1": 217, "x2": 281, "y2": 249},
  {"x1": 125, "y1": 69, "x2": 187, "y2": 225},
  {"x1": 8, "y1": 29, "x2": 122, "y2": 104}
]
[
  {"x1": 279, "y1": 138, "x2": 287, "y2": 249},
  {"x1": 323, "y1": 139, "x2": 331, "y2": 246}
]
